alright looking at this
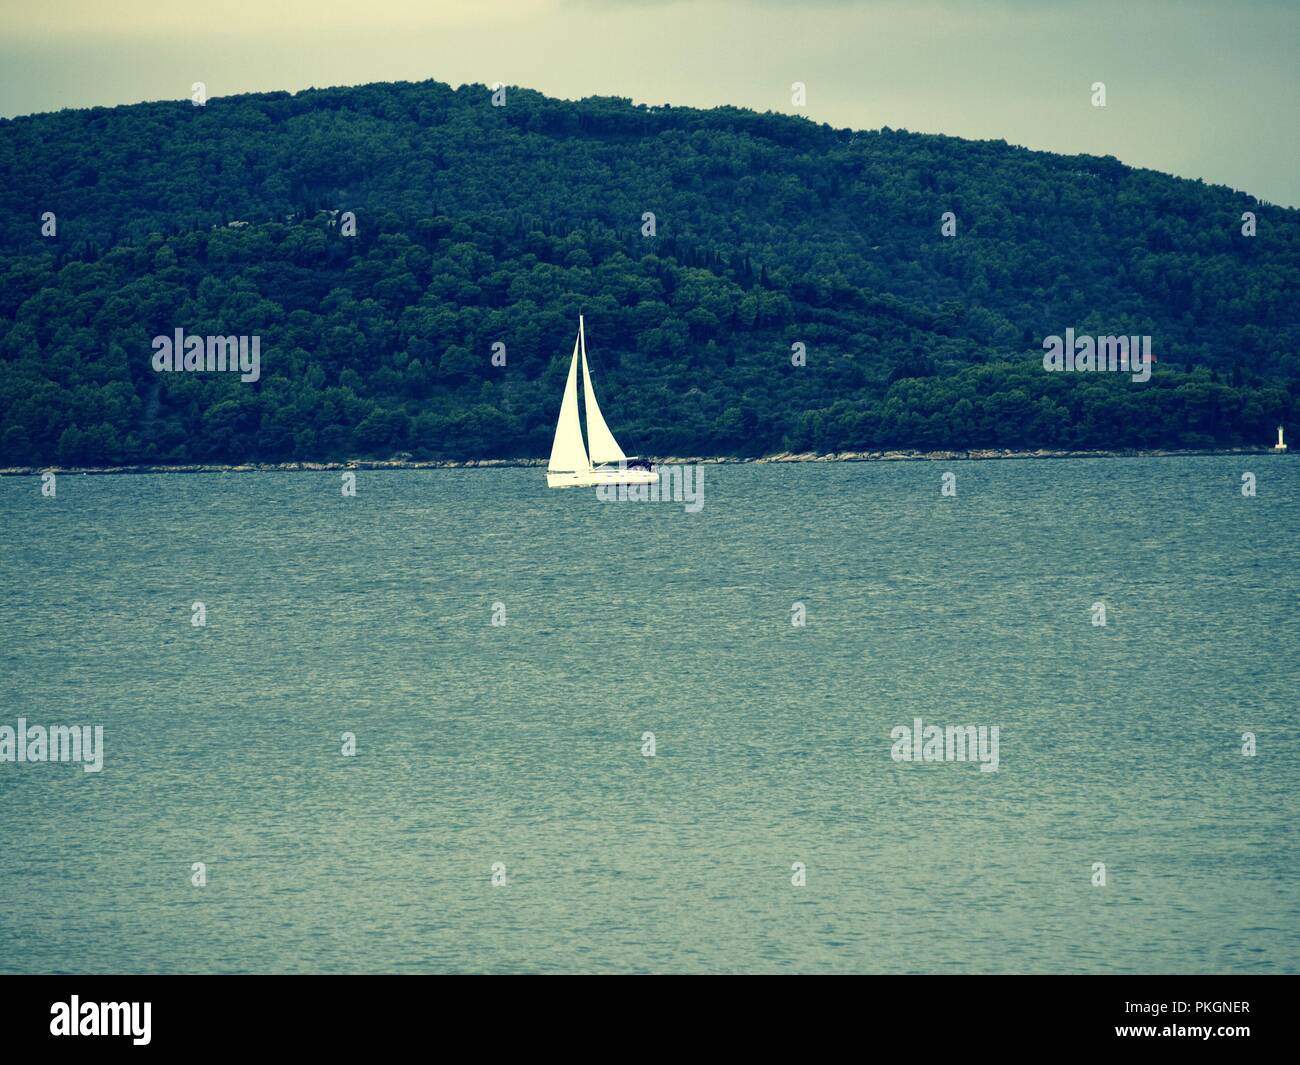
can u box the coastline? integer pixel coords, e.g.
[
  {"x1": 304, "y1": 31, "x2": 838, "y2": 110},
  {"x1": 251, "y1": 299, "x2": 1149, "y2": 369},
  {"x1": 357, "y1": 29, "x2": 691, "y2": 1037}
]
[{"x1": 0, "y1": 446, "x2": 1286, "y2": 477}]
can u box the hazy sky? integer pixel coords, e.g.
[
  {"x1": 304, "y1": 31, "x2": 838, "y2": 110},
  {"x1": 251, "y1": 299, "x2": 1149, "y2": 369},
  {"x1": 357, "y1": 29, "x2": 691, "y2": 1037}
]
[{"x1": 2, "y1": 0, "x2": 1296, "y2": 206}]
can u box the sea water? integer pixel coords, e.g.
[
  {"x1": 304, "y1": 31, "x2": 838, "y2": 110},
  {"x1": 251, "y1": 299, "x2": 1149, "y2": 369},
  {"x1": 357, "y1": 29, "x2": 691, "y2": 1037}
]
[{"x1": 0, "y1": 456, "x2": 1296, "y2": 973}]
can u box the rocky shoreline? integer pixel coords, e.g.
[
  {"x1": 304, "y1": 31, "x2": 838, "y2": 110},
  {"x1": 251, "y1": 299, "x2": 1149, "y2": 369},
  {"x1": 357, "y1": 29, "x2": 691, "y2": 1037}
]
[{"x1": 0, "y1": 446, "x2": 1285, "y2": 477}]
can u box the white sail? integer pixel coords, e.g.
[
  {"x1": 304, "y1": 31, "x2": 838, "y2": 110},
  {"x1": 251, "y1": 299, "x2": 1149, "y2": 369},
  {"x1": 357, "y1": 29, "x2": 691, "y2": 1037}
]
[
  {"x1": 547, "y1": 334, "x2": 591, "y2": 474},
  {"x1": 578, "y1": 315, "x2": 628, "y2": 465}
]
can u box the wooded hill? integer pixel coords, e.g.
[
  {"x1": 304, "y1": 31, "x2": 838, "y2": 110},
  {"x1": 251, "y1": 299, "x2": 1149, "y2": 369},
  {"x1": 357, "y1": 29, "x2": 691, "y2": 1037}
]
[{"x1": 1, "y1": 79, "x2": 1296, "y2": 464}]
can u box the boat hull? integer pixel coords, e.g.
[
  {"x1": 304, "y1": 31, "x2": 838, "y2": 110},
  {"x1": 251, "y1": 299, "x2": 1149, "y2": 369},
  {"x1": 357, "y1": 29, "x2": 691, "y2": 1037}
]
[{"x1": 546, "y1": 467, "x2": 660, "y2": 489}]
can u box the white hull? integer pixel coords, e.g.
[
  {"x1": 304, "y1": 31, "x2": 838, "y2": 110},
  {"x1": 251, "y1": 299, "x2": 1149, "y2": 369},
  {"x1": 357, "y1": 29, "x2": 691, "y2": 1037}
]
[{"x1": 547, "y1": 467, "x2": 659, "y2": 489}]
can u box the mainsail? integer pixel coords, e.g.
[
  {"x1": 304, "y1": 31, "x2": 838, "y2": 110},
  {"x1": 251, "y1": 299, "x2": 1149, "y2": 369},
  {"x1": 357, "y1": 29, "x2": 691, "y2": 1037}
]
[
  {"x1": 578, "y1": 315, "x2": 628, "y2": 465},
  {"x1": 547, "y1": 334, "x2": 591, "y2": 474}
]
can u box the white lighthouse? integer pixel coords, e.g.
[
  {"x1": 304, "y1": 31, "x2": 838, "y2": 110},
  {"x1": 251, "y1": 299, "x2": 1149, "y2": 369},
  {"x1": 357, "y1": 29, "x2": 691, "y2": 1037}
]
[{"x1": 1276, "y1": 426, "x2": 1288, "y2": 452}]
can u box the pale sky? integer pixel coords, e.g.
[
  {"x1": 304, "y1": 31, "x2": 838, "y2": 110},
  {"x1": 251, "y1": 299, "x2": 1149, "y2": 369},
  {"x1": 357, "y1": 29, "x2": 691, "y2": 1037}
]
[{"x1": 1, "y1": 0, "x2": 1296, "y2": 206}]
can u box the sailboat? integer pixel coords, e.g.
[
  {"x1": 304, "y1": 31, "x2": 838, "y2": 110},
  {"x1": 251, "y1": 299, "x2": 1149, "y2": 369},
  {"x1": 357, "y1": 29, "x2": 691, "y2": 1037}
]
[{"x1": 546, "y1": 316, "x2": 659, "y2": 489}]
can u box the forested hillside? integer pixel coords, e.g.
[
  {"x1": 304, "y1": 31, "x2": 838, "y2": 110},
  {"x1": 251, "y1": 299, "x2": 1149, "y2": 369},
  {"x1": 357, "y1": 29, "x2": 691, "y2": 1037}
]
[{"x1": 1, "y1": 79, "x2": 1297, "y2": 465}]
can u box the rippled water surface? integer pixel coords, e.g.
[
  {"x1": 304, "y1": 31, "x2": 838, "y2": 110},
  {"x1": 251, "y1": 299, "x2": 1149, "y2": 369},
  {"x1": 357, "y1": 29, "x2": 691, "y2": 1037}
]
[{"x1": 1, "y1": 456, "x2": 1296, "y2": 973}]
